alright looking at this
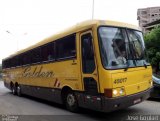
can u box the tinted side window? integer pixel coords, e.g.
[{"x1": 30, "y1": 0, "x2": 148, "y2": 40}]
[
  {"x1": 7, "y1": 59, "x2": 11, "y2": 68},
  {"x1": 31, "y1": 48, "x2": 41, "y2": 63},
  {"x1": 11, "y1": 57, "x2": 18, "y2": 67},
  {"x1": 15, "y1": 56, "x2": 19, "y2": 67},
  {"x1": 5, "y1": 61, "x2": 7, "y2": 68},
  {"x1": 41, "y1": 42, "x2": 55, "y2": 62},
  {"x1": 2, "y1": 60, "x2": 5, "y2": 69},
  {"x1": 56, "y1": 34, "x2": 76, "y2": 60},
  {"x1": 19, "y1": 55, "x2": 23, "y2": 66},
  {"x1": 2, "y1": 60, "x2": 7, "y2": 69},
  {"x1": 10, "y1": 58, "x2": 14, "y2": 67},
  {"x1": 81, "y1": 33, "x2": 95, "y2": 73},
  {"x1": 23, "y1": 52, "x2": 31, "y2": 65},
  {"x1": 3, "y1": 56, "x2": 20, "y2": 68}
]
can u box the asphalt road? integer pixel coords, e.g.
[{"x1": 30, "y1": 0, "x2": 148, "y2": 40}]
[{"x1": 0, "y1": 80, "x2": 160, "y2": 121}]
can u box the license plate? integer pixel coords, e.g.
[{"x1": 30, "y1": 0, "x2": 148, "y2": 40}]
[{"x1": 134, "y1": 98, "x2": 141, "y2": 104}]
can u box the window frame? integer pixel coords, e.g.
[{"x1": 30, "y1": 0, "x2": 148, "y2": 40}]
[
  {"x1": 97, "y1": 25, "x2": 150, "y2": 70},
  {"x1": 41, "y1": 41, "x2": 56, "y2": 63},
  {"x1": 56, "y1": 34, "x2": 76, "y2": 61},
  {"x1": 81, "y1": 32, "x2": 96, "y2": 74}
]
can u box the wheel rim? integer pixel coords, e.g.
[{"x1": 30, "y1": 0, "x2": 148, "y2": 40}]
[
  {"x1": 12, "y1": 87, "x2": 15, "y2": 94},
  {"x1": 67, "y1": 94, "x2": 75, "y2": 106},
  {"x1": 17, "y1": 86, "x2": 21, "y2": 95}
]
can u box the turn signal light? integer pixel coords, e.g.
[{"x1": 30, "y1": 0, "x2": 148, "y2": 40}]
[{"x1": 104, "y1": 89, "x2": 112, "y2": 98}]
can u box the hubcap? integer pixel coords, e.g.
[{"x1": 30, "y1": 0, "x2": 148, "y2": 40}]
[
  {"x1": 12, "y1": 88, "x2": 15, "y2": 93},
  {"x1": 67, "y1": 94, "x2": 75, "y2": 106},
  {"x1": 17, "y1": 86, "x2": 20, "y2": 94}
]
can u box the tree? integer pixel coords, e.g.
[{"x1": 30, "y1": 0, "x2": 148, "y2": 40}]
[{"x1": 144, "y1": 26, "x2": 160, "y2": 74}]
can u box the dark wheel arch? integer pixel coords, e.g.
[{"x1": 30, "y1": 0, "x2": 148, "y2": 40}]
[
  {"x1": 10, "y1": 82, "x2": 16, "y2": 95},
  {"x1": 10, "y1": 82, "x2": 14, "y2": 89},
  {"x1": 61, "y1": 86, "x2": 79, "y2": 112},
  {"x1": 61, "y1": 86, "x2": 72, "y2": 103}
]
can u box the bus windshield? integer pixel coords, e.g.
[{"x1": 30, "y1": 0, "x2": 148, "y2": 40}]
[{"x1": 98, "y1": 26, "x2": 149, "y2": 69}]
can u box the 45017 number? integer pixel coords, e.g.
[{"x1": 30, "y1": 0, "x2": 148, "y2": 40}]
[{"x1": 114, "y1": 78, "x2": 127, "y2": 84}]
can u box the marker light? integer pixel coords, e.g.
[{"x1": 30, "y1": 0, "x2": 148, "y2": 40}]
[{"x1": 150, "y1": 80, "x2": 153, "y2": 86}]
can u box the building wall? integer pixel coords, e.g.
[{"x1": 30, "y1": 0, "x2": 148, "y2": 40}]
[
  {"x1": 137, "y1": 7, "x2": 160, "y2": 32},
  {"x1": 143, "y1": 20, "x2": 160, "y2": 33}
]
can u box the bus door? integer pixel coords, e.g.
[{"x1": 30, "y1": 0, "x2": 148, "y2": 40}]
[{"x1": 79, "y1": 30, "x2": 101, "y2": 110}]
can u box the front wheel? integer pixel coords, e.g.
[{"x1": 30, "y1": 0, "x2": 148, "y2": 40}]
[{"x1": 65, "y1": 91, "x2": 79, "y2": 112}]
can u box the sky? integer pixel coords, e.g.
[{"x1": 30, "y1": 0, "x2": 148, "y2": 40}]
[{"x1": 0, "y1": 0, "x2": 160, "y2": 63}]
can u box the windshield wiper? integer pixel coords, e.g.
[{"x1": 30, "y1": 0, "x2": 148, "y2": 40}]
[{"x1": 143, "y1": 61, "x2": 147, "y2": 68}]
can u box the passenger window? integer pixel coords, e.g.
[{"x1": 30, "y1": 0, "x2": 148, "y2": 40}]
[
  {"x1": 11, "y1": 56, "x2": 18, "y2": 67},
  {"x1": 19, "y1": 55, "x2": 23, "y2": 66},
  {"x1": 2, "y1": 60, "x2": 5, "y2": 69},
  {"x1": 41, "y1": 42, "x2": 55, "y2": 62},
  {"x1": 14, "y1": 56, "x2": 19, "y2": 67},
  {"x1": 31, "y1": 48, "x2": 41, "y2": 63},
  {"x1": 56, "y1": 34, "x2": 76, "y2": 60},
  {"x1": 81, "y1": 33, "x2": 95, "y2": 73},
  {"x1": 7, "y1": 59, "x2": 11, "y2": 68},
  {"x1": 23, "y1": 52, "x2": 31, "y2": 65}
]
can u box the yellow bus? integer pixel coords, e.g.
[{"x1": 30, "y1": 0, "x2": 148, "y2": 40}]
[{"x1": 2, "y1": 20, "x2": 152, "y2": 112}]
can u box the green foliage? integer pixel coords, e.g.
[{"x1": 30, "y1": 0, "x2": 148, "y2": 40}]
[{"x1": 144, "y1": 26, "x2": 160, "y2": 72}]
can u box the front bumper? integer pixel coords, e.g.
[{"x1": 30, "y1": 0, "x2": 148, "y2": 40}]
[{"x1": 101, "y1": 88, "x2": 151, "y2": 112}]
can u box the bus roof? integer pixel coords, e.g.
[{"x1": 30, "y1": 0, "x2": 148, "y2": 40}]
[{"x1": 3, "y1": 20, "x2": 141, "y2": 60}]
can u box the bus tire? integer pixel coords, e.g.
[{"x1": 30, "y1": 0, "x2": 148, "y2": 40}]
[
  {"x1": 11, "y1": 84, "x2": 16, "y2": 95},
  {"x1": 17, "y1": 85, "x2": 22, "y2": 97},
  {"x1": 65, "y1": 90, "x2": 79, "y2": 112}
]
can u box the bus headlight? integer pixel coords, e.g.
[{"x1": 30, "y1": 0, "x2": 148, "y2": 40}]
[
  {"x1": 113, "y1": 89, "x2": 118, "y2": 95},
  {"x1": 112, "y1": 87, "x2": 125, "y2": 97},
  {"x1": 104, "y1": 87, "x2": 126, "y2": 98},
  {"x1": 119, "y1": 88, "x2": 124, "y2": 95}
]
